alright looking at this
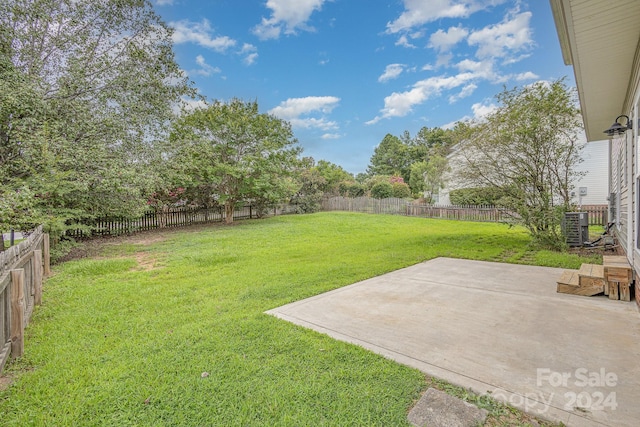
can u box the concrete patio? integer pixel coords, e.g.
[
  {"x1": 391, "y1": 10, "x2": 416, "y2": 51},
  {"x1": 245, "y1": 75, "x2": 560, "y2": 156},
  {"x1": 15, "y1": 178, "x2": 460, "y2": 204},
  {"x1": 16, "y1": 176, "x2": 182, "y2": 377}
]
[{"x1": 266, "y1": 257, "x2": 640, "y2": 427}]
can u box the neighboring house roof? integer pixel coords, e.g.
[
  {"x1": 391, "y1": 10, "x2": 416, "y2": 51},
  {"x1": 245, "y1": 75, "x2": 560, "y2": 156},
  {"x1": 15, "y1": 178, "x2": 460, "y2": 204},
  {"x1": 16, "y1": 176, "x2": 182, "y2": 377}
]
[{"x1": 550, "y1": 0, "x2": 640, "y2": 141}]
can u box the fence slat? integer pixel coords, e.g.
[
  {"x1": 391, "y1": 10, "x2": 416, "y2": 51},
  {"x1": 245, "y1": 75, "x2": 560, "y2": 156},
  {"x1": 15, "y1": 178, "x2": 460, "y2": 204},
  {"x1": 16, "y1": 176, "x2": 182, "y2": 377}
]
[
  {"x1": 10, "y1": 269, "x2": 25, "y2": 359},
  {"x1": 65, "y1": 205, "x2": 299, "y2": 238},
  {"x1": 322, "y1": 197, "x2": 608, "y2": 225}
]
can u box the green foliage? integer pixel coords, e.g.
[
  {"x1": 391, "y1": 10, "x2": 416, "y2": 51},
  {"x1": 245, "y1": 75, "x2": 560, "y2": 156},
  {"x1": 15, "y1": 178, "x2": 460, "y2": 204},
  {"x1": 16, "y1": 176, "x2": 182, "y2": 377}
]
[
  {"x1": 313, "y1": 160, "x2": 354, "y2": 195},
  {"x1": 371, "y1": 181, "x2": 394, "y2": 199},
  {"x1": 408, "y1": 156, "x2": 449, "y2": 202},
  {"x1": 0, "y1": 0, "x2": 194, "y2": 233},
  {"x1": 291, "y1": 169, "x2": 326, "y2": 213},
  {"x1": 391, "y1": 182, "x2": 412, "y2": 198},
  {"x1": 367, "y1": 134, "x2": 410, "y2": 180},
  {"x1": 366, "y1": 127, "x2": 456, "y2": 186},
  {"x1": 412, "y1": 126, "x2": 454, "y2": 159},
  {"x1": 169, "y1": 99, "x2": 302, "y2": 223},
  {"x1": 449, "y1": 187, "x2": 508, "y2": 206},
  {"x1": 458, "y1": 78, "x2": 583, "y2": 250},
  {"x1": 409, "y1": 161, "x2": 428, "y2": 195},
  {"x1": 365, "y1": 174, "x2": 392, "y2": 190},
  {"x1": 339, "y1": 181, "x2": 366, "y2": 197}
]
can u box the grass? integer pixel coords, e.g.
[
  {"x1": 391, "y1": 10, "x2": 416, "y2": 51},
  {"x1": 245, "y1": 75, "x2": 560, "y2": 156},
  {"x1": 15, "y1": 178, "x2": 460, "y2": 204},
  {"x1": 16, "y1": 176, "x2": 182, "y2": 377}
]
[{"x1": 0, "y1": 212, "x2": 597, "y2": 426}]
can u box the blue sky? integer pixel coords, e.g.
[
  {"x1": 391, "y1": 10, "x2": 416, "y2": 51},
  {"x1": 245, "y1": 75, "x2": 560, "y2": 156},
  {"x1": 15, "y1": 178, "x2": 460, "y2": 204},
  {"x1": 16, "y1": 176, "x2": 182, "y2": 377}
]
[{"x1": 153, "y1": 0, "x2": 574, "y2": 174}]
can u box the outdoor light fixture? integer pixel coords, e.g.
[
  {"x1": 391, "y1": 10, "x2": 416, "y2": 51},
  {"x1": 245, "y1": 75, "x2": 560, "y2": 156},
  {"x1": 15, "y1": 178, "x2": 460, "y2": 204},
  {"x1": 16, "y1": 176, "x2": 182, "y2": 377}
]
[{"x1": 603, "y1": 114, "x2": 633, "y2": 136}]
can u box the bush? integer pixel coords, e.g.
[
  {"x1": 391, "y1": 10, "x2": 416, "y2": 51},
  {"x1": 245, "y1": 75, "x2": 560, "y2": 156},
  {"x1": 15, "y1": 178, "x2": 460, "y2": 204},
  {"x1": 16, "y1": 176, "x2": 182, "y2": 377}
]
[
  {"x1": 449, "y1": 187, "x2": 506, "y2": 206},
  {"x1": 293, "y1": 193, "x2": 324, "y2": 213},
  {"x1": 370, "y1": 182, "x2": 394, "y2": 199},
  {"x1": 391, "y1": 182, "x2": 411, "y2": 198},
  {"x1": 338, "y1": 182, "x2": 366, "y2": 198}
]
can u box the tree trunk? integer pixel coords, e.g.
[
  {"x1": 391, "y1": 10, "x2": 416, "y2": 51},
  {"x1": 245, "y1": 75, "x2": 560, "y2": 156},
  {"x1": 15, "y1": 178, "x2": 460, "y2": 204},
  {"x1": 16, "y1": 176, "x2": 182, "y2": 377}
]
[{"x1": 225, "y1": 202, "x2": 234, "y2": 224}]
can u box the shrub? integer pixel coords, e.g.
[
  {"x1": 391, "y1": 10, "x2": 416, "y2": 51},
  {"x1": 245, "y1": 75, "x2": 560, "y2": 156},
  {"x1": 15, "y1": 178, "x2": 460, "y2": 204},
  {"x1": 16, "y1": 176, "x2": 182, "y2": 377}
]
[
  {"x1": 339, "y1": 182, "x2": 366, "y2": 198},
  {"x1": 449, "y1": 187, "x2": 507, "y2": 206},
  {"x1": 391, "y1": 182, "x2": 411, "y2": 198},
  {"x1": 370, "y1": 182, "x2": 394, "y2": 199}
]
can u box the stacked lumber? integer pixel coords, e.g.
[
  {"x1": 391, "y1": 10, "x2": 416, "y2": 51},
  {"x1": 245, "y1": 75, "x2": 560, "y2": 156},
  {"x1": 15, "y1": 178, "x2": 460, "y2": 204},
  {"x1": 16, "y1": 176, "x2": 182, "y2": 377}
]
[
  {"x1": 556, "y1": 264, "x2": 605, "y2": 296},
  {"x1": 557, "y1": 256, "x2": 634, "y2": 301},
  {"x1": 603, "y1": 256, "x2": 633, "y2": 302}
]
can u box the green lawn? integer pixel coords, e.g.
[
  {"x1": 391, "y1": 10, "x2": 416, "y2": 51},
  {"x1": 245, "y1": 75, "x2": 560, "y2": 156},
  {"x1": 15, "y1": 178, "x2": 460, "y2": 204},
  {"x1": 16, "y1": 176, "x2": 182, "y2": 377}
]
[{"x1": 0, "y1": 212, "x2": 598, "y2": 426}]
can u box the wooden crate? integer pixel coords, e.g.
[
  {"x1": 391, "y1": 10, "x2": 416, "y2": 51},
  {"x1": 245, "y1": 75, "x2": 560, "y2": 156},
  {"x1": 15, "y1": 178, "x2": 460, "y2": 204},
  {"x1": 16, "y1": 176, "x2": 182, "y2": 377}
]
[{"x1": 602, "y1": 256, "x2": 633, "y2": 301}]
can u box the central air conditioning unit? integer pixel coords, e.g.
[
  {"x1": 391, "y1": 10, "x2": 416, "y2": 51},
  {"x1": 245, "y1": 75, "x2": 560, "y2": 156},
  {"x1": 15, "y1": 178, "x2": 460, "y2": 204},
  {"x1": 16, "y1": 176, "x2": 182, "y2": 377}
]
[{"x1": 563, "y1": 212, "x2": 589, "y2": 247}]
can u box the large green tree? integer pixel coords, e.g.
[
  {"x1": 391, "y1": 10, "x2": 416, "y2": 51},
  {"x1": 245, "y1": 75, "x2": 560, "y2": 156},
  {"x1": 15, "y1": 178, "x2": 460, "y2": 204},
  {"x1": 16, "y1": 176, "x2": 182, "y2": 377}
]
[
  {"x1": 169, "y1": 99, "x2": 302, "y2": 224},
  {"x1": 367, "y1": 127, "x2": 454, "y2": 190},
  {"x1": 0, "y1": 0, "x2": 193, "y2": 233},
  {"x1": 0, "y1": 30, "x2": 44, "y2": 231},
  {"x1": 457, "y1": 79, "x2": 583, "y2": 249},
  {"x1": 313, "y1": 160, "x2": 354, "y2": 195},
  {"x1": 367, "y1": 134, "x2": 410, "y2": 180}
]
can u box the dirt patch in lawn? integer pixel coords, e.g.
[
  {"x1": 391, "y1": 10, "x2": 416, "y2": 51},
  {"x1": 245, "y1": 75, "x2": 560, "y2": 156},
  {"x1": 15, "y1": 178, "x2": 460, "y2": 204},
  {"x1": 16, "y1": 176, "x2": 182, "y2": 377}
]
[
  {"x1": 0, "y1": 374, "x2": 13, "y2": 391},
  {"x1": 57, "y1": 222, "x2": 233, "y2": 264},
  {"x1": 567, "y1": 244, "x2": 622, "y2": 258},
  {"x1": 132, "y1": 252, "x2": 161, "y2": 271}
]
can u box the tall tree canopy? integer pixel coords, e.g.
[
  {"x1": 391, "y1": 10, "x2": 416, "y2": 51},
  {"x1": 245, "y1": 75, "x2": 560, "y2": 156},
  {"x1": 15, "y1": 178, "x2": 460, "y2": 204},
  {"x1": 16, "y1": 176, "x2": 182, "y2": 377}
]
[
  {"x1": 457, "y1": 79, "x2": 583, "y2": 249},
  {"x1": 313, "y1": 160, "x2": 354, "y2": 195},
  {"x1": 366, "y1": 127, "x2": 454, "y2": 190},
  {"x1": 169, "y1": 99, "x2": 302, "y2": 224},
  {"x1": 367, "y1": 134, "x2": 410, "y2": 180},
  {"x1": 0, "y1": 0, "x2": 193, "y2": 233}
]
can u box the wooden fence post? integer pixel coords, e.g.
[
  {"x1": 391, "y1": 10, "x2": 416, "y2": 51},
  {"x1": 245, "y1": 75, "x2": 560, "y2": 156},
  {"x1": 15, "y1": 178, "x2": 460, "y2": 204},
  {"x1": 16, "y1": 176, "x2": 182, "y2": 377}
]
[
  {"x1": 43, "y1": 233, "x2": 51, "y2": 276},
  {"x1": 33, "y1": 249, "x2": 43, "y2": 305},
  {"x1": 10, "y1": 269, "x2": 25, "y2": 359}
]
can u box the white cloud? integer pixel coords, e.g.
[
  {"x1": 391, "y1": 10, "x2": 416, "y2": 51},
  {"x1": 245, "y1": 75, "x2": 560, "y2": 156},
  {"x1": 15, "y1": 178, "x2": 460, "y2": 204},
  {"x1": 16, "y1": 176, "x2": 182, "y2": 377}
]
[
  {"x1": 455, "y1": 59, "x2": 496, "y2": 80},
  {"x1": 291, "y1": 118, "x2": 338, "y2": 130},
  {"x1": 239, "y1": 43, "x2": 258, "y2": 65},
  {"x1": 467, "y1": 11, "x2": 533, "y2": 59},
  {"x1": 269, "y1": 96, "x2": 340, "y2": 118},
  {"x1": 440, "y1": 99, "x2": 497, "y2": 128},
  {"x1": 515, "y1": 71, "x2": 538, "y2": 81},
  {"x1": 321, "y1": 133, "x2": 342, "y2": 140},
  {"x1": 244, "y1": 53, "x2": 258, "y2": 65},
  {"x1": 386, "y1": 0, "x2": 471, "y2": 34},
  {"x1": 253, "y1": 0, "x2": 326, "y2": 40},
  {"x1": 395, "y1": 35, "x2": 417, "y2": 49},
  {"x1": 471, "y1": 101, "x2": 498, "y2": 119},
  {"x1": 367, "y1": 73, "x2": 475, "y2": 124},
  {"x1": 193, "y1": 55, "x2": 221, "y2": 77},
  {"x1": 378, "y1": 64, "x2": 405, "y2": 83},
  {"x1": 435, "y1": 53, "x2": 453, "y2": 68},
  {"x1": 448, "y1": 83, "x2": 477, "y2": 103},
  {"x1": 155, "y1": 0, "x2": 173, "y2": 5},
  {"x1": 170, "y1": 19, "x2": 236, "y2": 52},
  {"x1": 429, "y1": 25, "x2": 469, "y2": 52},
  {"x1": 269, "y1": 96, "x2": 340, "y2": 130}
]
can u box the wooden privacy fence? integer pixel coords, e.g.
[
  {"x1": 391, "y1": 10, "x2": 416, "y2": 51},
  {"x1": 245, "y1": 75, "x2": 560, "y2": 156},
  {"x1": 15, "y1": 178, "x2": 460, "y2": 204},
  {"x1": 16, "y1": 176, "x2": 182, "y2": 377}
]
[
  {"x1": 322, "y1": 197, "x2": 609, "y2": 225},
  {"x1": 578, "y1": 205, "x2": 608, "y2": 226},
  {"x1": 0, "y1": 225, "x2": 50, "y2": 373},
  {"x1": 322, "y1": 197, "x2": 511, "y2": 222},
  {"x1": 68, "y1": 204, "x2": 299, "y2": 238}
]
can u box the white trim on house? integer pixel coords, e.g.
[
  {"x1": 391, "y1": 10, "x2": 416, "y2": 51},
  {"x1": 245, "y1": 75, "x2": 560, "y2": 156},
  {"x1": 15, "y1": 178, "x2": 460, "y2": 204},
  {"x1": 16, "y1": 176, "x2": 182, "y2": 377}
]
[{"x1": 550, "y1": 0, "x2": 640, "y2": 141}]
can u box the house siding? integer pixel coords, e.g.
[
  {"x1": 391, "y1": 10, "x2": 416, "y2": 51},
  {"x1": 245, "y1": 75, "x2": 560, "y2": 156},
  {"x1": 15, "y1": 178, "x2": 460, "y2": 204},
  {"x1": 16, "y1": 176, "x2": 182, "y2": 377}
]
[
  {"x1": 611, "y1": 135, "x2": 629, "y2": 250},
  {"x1": 570, "y1": 140, "x2": 609, "y2": 206}
]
